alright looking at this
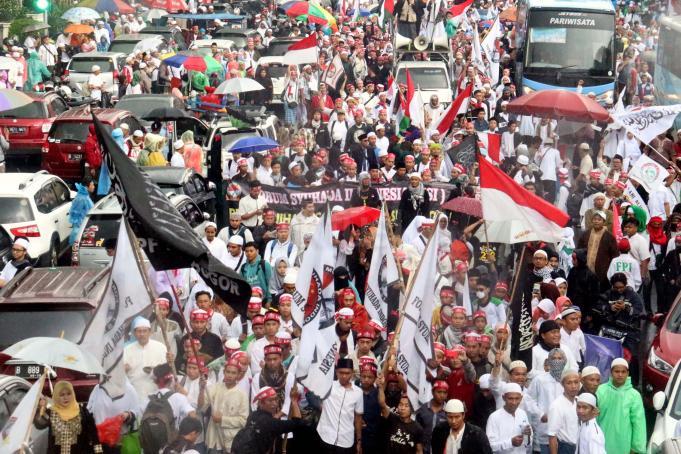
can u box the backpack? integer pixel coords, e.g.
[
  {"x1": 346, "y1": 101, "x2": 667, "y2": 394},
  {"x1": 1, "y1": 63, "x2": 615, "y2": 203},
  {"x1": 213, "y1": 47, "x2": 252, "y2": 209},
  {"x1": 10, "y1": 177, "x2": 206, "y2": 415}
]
[
  {"x1": 139, "y1": 391, "x2": 176, "y2": 454},
  {"x1": 231, "y1": 414, "x2": 261, "y2": 453},
  {"x1": 269, "y1": 241, "x2": 293, "y2": 259}
]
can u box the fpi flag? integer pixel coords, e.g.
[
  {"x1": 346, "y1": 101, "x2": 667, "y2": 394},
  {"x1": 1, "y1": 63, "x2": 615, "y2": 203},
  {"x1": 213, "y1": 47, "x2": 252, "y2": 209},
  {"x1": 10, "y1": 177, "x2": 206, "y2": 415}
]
[
  {"x1": 365, "y1": 207, "x2": 399, "y2": 337},
  {"x1": 397, "y1": 226, "x2": 441, "y2": 409},
  {"x1": 610, "y1": 104, "x2": 681, "y2": 145},
  {"x1": 1, "y1": 373, "x2": 45, "y2": 452},
  {"x1": 629, "y1": 154, "x2": 670, "y2": 193},
  {"x1": 292, "y1": 209, "x2": 338, "y2": 399},
  {"x1": 80, "y1": 220, "x2": 151, "y2": 399}
]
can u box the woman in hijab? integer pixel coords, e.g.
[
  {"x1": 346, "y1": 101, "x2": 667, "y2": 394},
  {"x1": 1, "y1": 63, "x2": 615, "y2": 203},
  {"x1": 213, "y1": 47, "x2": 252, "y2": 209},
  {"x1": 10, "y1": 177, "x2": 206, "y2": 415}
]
[
  {"x1": 268, "y1": 257, "x2": 289, "y2": 299},
  {"x1": 436, "y1": 213, "x2": 452, "y2": 253},
  {"x1": 137, "y1": 133, "x2": 167, "y2": 167},
  {"x1": 34, "y1": 381, "x2": 103, "y2": 453},
  {"x1": 181, "y1": 130, "x2": 202, "y2": 173},
  {"x1": 647, "y1": 216, "x2": 669, "y2": 313},
  {"x1": 398, "y1": 173, "x2": 430, "y2": 232},
  {"x1": 252, "y1": 66, "x2": 272, "y2": 105}
]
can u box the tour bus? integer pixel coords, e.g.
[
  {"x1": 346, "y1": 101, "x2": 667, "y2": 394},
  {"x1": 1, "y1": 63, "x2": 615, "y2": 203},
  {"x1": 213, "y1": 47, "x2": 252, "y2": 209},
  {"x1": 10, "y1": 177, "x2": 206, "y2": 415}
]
[
  {"x1": 515, "y1": 0, "x2": 616, "y2": 104},
  {"x1": 655, "y1": 16, "x2": 681, "y2": 110}
]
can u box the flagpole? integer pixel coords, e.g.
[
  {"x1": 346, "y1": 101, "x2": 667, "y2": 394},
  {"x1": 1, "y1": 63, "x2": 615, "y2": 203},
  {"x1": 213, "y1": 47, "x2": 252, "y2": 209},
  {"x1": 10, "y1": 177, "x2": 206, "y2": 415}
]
[
  {"x1": 19, "y1": 370, "x2": 47, "y2": 454},
  {"x1": 124, "y1": 219, "x2": 179, "y2": 377}
]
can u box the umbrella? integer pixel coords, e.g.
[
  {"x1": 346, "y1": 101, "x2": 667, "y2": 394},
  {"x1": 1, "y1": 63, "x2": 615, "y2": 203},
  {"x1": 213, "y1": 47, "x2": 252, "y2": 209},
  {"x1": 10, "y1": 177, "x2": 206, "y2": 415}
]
[
  {"x1": 143, "y1": 107, "x2": 187, "y2": 121},
  {"x1": 23, "y1": 23, "x2": 50, "y2": 33},
  {"x1": 3, "y1": 337, "x2": 104, "y2": 375},
  {"x1": 64, "y1": 23, "x2": 95, "y2": 34},
  {"x1": 134, "y1": 36, "x2": 165, "y2": 53},
  {"x1": 441, "y1": 197, "x2": 482, "y2": 218},
  {"x1": 280, "y1": 1, "x2": 336, "y2": 27},
  {"x1": 506, "y1": 90, "x2": 610, "y2": 122},
  {"x1": 215, "y1": 77, "x2": 265, "y2": 95},
  {"x1": 499, "y1": 5, "x2": 517, "y2": 21},
  {"x1": 0, "y1": 89, "x2": 35, "y2": 112},
  {"x1": 145, "y1": 8, "x2": 168, "y2": 20},
  {"x1": 228, "y1": 136, "x2": 279, "y2": 153},
  {"x1": 163, "y1": 52, "x2": 207, "y2": 71},
  {"x1": 95, "y1": 0, "x2": 135, "y2": 13},
  {"x1": 332, "y1": 206, "x2": 381, "y2": 231},
  {"x1": 61, "y1": 6, "x2": 101, "y2": 22},
  {"x1": 474, "y1": 220, "x2": 544, "y2": 244},
  {"x1": 144, "y1": 0, "x2": 188, "y2": 13}
]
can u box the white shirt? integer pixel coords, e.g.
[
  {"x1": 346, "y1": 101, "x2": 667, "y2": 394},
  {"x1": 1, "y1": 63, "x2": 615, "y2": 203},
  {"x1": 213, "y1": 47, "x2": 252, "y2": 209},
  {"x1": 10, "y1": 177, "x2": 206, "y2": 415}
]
[
  {"x1": 87, "y1": 380, "x2": 142, "y2": 427},
  {"x1": 626, "y1": 233, "x2": 650, "y2": 264},
  {"x1": 238, "y1": 194, "x2": 268, "y2": 228},
  {"x1": 317, "y1": 381, "x2": 364, "y2": 448},
  {"x1": 0, "y1": 261, "x2": 20, "y2": 283},
  {"x1": 222, "y1": 251, "x2": 246, "y2": 272},
  {"x1": 152, "y1": 387, "x2": 195, "y2": 428},
  {"x1": 606, "y1": 253, "x2": 642, "y2": 291},
  {"x1": 648, "y1": 186, "x2": 677, "y2": 220},
  {"x1": 123, "y1": 340, "x2": 168, "y2": 400},
  {"x1": 249, "y1": 336, "x2": 273, "y2": 375},
  {"x1": 263, "y1": 239, "x2": 298, "y2": 267},
  {"x1": 445, "y1": 425, "x2": 465, "y2": 453},
  {"x1": 202, "y1": 237, "x2": 229, "y2": 264},
  {"x1": 576, "y1": 419, "x2": 606, "y2": 454},
  {"x1": 170, "y1": 152, "x2": 185, "y2": 168},
  {"x1": 87, "y1": 73, "x2": 107, "y2": 100},
  {"x1": 475, "y1": 301, "x2": 506, "y2": 328},
  {"x1": 501, "y1": 131, "x2": 516, "y2": 158},
  {"x1": 208, "y1": 311, "x2": 231, "y2": 341},
  {"x1": 485, "y1": 407, "x2": 532, "y2": 453},
  {"x1": 560, "y1": 328, "x2": 586, "y2": 364},
  {"x1": 531, "y1": 344, "x2": 578, "y2": 379},
  {"x1": 527, "y1": 372, "x2": 564, "y2": 446},
  {"x1": 547, "y1": 394, "x2": 578, "y2": 444},
  {"x1": 536, "y1": 146, "x2": 560, "y2": 181}
]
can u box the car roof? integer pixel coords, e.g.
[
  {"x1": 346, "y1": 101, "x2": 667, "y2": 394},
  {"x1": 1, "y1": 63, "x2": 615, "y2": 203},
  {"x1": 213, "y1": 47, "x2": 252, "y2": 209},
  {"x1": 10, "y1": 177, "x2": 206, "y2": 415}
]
[
  {"x1": 140, "y1": 166, "x2": 192, "y2": 185},
  {"x1": 216, "y1": 27, "x2": 254, "y2": 35},
  {"x1": 71, "y1": 51, "x2": 126, "y2": 59},
  {"x1": 0, "y1": 267, "x2": 110, "y2": 306},
  {"x1": 257, "y1": 56, "x2": 285, "y2": 64},
  {"x1": 396, "y1": 61, "x2": 448, "y2": 69},
  {"x1": 54, "y1": 106, "x2": 133, "y2": 122},
  {"x1": 192, "y1": 39, "x2": 235, "y2": 47},
  {"x1": 114, "y1": 33, "x2": 162, "y2": 41},
  {"x1": 0, "y1": 172, "x2": 57, "y2": 195}
]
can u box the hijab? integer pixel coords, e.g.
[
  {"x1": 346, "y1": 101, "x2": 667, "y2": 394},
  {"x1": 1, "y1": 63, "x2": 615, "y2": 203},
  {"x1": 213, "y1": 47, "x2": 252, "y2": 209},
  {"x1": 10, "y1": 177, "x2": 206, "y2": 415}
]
[
  {"x1": 52, "y1": 381, "x2": 80, "y2": 421},
  {"x1": 408, "y1": 179, "x2": 426, "y2": 210},
  {"x1": 647, "y1": 216, "x2": 667, "y2": 246},
  {"x1": 269, "y1": 258, "x2": 288, "y2": 294}
]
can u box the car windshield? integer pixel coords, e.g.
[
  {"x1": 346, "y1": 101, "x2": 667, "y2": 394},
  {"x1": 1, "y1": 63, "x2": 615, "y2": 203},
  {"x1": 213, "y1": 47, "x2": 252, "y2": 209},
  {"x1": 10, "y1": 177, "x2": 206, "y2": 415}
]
[
  {"x1": 0, "y1": 101, "x2": 46, "y2": 119},
  {"x1": 258, "y1": 64, "x2": 287, "y2": 78},
  {"x1": 396, "y1": 67, "x2": 449, "y2": 90},
  {"x1": 0, "y1": 198, "x2": 34, "y2": 223},
  {"x1": 266, "y1": 41, "x2": 298, "y2": 56},
  {"x1": 108, "y1": 42, "x2": 138, "y2": 54},
  {"x1": 51, "y1": 122, "x2": 111, "y2": 143},
  {"x1": 116, "y1": 98, "x2": 174, "y2": 119},
  {"x1": 666, "y1": 300, "x2": 681, "y2": 334},
  {"x1": 214, "y1": 33, "x2": 247, "y2": 48},
  {"x1": 0, "y1": 309, "x2": 91, "y2": 349},
  {"x1": 69, "y1": 58, "x2": 115, "y2": 73},
  {"x1": 79, "y1": 214, "x2": 120, "y2": 248}
]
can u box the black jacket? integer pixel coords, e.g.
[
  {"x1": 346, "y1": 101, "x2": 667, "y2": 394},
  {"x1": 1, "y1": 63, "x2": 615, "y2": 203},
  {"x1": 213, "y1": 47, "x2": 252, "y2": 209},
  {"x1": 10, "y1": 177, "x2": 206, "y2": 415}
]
[
  {"x1": 232, "y1": 410, "x2": 307, "y2": 454},
  {"x1": 350, "y1": 187, "x2": 381, "y2": 208},
  {"x1": 430, "y1": 421, "x2": 492, "y2": 454},
  {"x1": 398, "y1": 186, "x2": 431, "y2": 232}
]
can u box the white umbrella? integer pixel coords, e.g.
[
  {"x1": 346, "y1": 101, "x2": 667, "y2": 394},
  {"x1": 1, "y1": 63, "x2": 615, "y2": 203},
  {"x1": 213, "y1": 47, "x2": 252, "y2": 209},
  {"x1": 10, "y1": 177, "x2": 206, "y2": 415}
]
[
  {"x1": 61, "y1": 7, "x2": 101, "y2": 22},
  {"x1": 134, "y1": 36, "x2": 165, "y2": 53},
  {"x1": 215, "y1": 77, "x2": 265, "y2": 94},
  {"x1": 474, "y1": 219, "x2": 545, "y2": 244},
  {"x1": 145, "y1": 8, "x2": 168, "y2": 20},
  {"x1": 3, "y1": 337, "x2": 104, "y2": 375}
]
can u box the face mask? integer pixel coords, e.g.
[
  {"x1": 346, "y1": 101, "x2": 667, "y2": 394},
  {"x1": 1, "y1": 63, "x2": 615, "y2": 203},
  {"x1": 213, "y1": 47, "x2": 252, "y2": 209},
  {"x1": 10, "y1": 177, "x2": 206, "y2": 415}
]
[{"x1": 475, "y1": 291, "x2": 486, "y2": 299}]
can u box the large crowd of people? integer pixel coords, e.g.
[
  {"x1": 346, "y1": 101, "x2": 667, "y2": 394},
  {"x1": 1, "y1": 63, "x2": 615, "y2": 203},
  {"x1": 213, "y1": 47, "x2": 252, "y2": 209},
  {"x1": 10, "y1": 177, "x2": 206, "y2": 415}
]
[{"x1": 0, "y1": 0, "x2": 678, "y2": 453}]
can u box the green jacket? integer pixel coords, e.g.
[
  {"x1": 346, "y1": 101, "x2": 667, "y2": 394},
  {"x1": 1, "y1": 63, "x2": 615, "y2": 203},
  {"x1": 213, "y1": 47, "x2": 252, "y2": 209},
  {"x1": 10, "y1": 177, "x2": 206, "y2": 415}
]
[
  {"x1": 596, "y1": 377, "x2": 646, "y2": 453},
  {"x1": 241, "y1": 256, "x2": 272, "y2": 302},
  {"x1": 27, "y1": 52, "x2": 50, "y2": 89},
  {"x1": 191, "y1": 71, "x2": 209, "y2": 93}
]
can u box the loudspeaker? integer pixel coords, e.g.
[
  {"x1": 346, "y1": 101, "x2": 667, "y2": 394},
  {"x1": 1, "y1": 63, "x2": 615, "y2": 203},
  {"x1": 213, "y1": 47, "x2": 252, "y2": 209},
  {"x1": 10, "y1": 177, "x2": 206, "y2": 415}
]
[
  {"x1": 394, "y1": 32, "x2": 413, "y2": 50},
  {"x1": 431, "y1": 33, "x2": 450, "y2": 50},
  {"x1": 413, "y1": 34, "x2": 430, "y2": 51}
]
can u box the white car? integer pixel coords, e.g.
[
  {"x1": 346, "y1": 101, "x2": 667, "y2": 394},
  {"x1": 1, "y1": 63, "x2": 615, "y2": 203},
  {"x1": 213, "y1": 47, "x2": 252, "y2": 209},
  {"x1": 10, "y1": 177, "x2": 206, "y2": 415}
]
[
  {"x1": 649, "y1": 359, "x2": 681, "y2": 453},
  {"x1": 0, "y1": 171, "x2": 74, "y2": 266}
]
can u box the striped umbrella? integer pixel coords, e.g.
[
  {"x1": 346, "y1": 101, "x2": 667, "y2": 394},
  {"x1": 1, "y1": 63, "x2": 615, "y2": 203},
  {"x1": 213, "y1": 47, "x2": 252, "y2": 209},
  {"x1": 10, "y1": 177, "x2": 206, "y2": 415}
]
[
  {"x1": 0, "y1": 89, "x2": 37, "y2": 112},
  {"x1": 281, "y1": 1, "x2": 336, "y2": 27}
]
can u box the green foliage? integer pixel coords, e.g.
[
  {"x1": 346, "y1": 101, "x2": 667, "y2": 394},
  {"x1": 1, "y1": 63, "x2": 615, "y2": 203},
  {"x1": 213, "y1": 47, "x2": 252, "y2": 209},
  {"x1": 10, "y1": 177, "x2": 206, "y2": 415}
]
[
  {"x1": 9, "y1": 17, "x2": 39, "y2": 36},
  {"x1": 0, "y1": 0, "x2": 26, "y2": 22},
  {"x1": 47, "y1": 2, "x2": 68, "y2": 32}
]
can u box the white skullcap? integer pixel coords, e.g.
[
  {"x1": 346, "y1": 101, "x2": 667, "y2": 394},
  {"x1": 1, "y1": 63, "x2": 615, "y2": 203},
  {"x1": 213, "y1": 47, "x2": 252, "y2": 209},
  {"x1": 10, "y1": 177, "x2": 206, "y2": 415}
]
[
  {"x1": 581, "y1": 366, "x2": 601, "y2": 377},
  {"x1": 332, "y1": 205, "x2": 344, "y2": 212},
  {"x1": 502, "y1": 382, "x2": 523, "y2": 395},
  {"x1": 224, "y1": 337, "x2": 240, "y2": 349},
  {"x1": 204, "y1": 222, "x2": 217, "y2": 230},
  {"x1": 517, "y1": 155, "x2": 529, "y2": 165},
  {"x1": 139, "y1": 62, "x2": 147, "y2": 69},
  {"x1": 408, "y1": 172, "x2": 421, "y2": 180},
  {"x1": 337, "y1": 307, "x2": 354, "y2": 317},
  {"x1": 228, "y1": 235, "x2": 244, "y2": 246},
  {"x1": 133, "y1": 130, "x2": 144, "y2": 137},
  {"x1": 479, "y1": 373, "x2": 491, "y2": 390},
  {"x1": 120, "y1": 123, "x2": 129, "y2": 130},
  {"x1": 576, "y1": 393, "x2": 598, "y2": 408},
  {"x1": 533, "y1": 249, "x2": 548, "y2": 258},
  {"x1": 537, "y1": 298, "x2": 555, "y2": 313},
  {"x1": 13, "y1": 238, "x2": 29, "y2": 250},
  {"x1": 132, "y1": 317, "x2": 151, "y2": 330},
  {"x1": 288, "y1": 161, "x2": 300, "y2": 171},
  {"x1": 283, "y1": 270, "x2": 297, "y2": 285},
  {"x1": 509, "y1": 360, "x2": 527, "y2": 371},
  {"x1": 91, "y1": 65, "x2": 101, "y2": 72},
  {"x1": 444, "y1": 399, "x2": 465, "y2": 413},
  {"x1": 561, "y1": 369, "x2": 580, "y2": 381},
  {"x1": 173, "y1": 139, "x2": 184, "y2": 150},
  {"x1": 276, "y1": 331, "x2": 292, "y2": 341},
  {"x1": 593, "y1": 210, "x2": 607, "y2": 220},
  {"x1": 611, "y1": 358, "x2": 629, "y2": 370}
]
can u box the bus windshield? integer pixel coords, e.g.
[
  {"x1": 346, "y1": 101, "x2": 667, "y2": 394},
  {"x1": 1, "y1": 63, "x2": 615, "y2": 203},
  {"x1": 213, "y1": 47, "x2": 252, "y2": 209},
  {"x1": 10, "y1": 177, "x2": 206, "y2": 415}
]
[{"x1": 525, "y1": 11, "x2": 614, "y2": 75}]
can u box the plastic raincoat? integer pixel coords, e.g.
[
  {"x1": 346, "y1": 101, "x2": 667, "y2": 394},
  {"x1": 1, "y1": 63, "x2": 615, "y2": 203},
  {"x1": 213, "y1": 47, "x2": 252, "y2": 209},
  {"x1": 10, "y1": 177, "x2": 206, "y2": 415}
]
[
  {"x1": 596, "y1": 376, "x2": 646, "y2": 453},
  {"x1": 68, "y1": 183, "x2": 94, "y2": 245},
  {"x1": 26, "y1": 52, "x2": 50, "y2": 90}
]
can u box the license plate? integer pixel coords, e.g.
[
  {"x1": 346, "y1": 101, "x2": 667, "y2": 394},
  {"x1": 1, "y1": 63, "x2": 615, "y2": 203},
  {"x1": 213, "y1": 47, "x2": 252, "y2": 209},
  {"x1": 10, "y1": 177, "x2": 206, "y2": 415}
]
[
  {"x1": 13, "y1": 364, "x2": 43, "y2": 379},
  {"x1": 8, "y1": 127, "x2": 26, "y2": 134},
  {"x1": 602, "y1": 326, "x2": 627, "y2": 340},
  {"x1": 69, "y1": 154, "x2": 83, "y2": 161}
]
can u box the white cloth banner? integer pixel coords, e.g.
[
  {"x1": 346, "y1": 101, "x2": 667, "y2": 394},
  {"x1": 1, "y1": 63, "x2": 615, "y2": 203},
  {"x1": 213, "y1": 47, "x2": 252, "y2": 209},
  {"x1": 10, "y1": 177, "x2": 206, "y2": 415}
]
[
  {"x1": 0, "y1": 375, "x2": 43, "y2": 453},
  {"x1": 365, "y1": 209, "x2": 399, "y2": 338},
  {"x1": 611, "y1": 104, "x2": 681, "y2": 145},
  {"x1": 397, "y1": 226, "x2": 441, "y2": 409},
  {"x1": 80, "y1": 220, "x2": 152, "y2": 399},
  {"x1": 292, "y1": 210, "x2": 338, "y2": 399},
  {"x1": 628, "y1": 154, "x2": 671, "y2": 193},
  {"x1": 624, "y1": 180, "x2": 650, "y2": 218}
]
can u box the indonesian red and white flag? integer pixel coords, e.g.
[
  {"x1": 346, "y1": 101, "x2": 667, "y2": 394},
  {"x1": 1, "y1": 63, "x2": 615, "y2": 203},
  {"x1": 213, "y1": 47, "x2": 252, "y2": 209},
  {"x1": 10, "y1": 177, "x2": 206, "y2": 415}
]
[
  {"x1": 479, "y1": 156, "x2": 570, "y2": 242},
  {"x1": 431, "y1": 84, "x2": 472, "y2": 135},
  {"x1": 477, "y1": 132, "x2": 501, "y2": 163},
  {"x1": 284, "y1": 34, "x2": 319, "y2": 65},
  {"x1": 448, "y1": 0, "x2": 473, "y2": 18}
]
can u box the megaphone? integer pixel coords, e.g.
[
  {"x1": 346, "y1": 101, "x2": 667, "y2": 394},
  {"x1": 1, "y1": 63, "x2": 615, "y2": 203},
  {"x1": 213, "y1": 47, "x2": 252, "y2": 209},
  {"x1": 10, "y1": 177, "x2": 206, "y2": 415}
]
[
  {"x1": 413, "y1": 35, "x2": 430, "y2": 51},
  {"x1": 431, "y1": 33, "x2": 450, "y2": 50},
  {"x1": 394, "y1": 32, "x2": 413, "y2": 50}
]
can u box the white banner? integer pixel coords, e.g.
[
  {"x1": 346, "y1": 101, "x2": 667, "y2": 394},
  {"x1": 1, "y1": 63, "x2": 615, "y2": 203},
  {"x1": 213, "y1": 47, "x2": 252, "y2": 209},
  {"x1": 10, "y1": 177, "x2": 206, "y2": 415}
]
[
  {"x1": 624, "y1": 180, "x2": 650, "y2": 218},
  {"x1": 80, "y1": 220, "x2": 152, "y2": 400},
  {"x1": 611, "y1": 104, "x2": 681, "y2": 145},
  {"x1": 292, "y1": 210, "x2": 338, "y2": 399},
  {"x1": 0, "y1": 375, "x2": 44, "y2": 453},
  {"x1": 365, "y1": 209, "x2": 399, "y2": 338},
  {"x1": 323, "y1": 53, "x2": 344, "y2": 91},
  {"x1": 396, "y1": 226, "x2": 441, "y2": 409},
  {"x1": 628, "y1": 154, "x2": 671, "y2": 193}
]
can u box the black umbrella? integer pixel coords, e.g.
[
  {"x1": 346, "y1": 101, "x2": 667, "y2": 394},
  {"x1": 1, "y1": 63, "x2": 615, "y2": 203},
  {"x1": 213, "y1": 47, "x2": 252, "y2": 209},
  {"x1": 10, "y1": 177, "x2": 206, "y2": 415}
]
[{"x1": 142, "y1": 107, "x2": 187, "y2": 121}]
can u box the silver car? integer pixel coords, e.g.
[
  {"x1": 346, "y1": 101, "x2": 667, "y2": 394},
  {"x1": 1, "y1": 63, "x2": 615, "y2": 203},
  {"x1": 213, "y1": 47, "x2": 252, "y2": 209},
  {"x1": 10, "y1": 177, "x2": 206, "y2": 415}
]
[
  {"x1": 65, "y1": 52, "x2": 127, "y2": 100},
  {"x1": 72, "y1": 193, "x2": 211, "y2": 268}
]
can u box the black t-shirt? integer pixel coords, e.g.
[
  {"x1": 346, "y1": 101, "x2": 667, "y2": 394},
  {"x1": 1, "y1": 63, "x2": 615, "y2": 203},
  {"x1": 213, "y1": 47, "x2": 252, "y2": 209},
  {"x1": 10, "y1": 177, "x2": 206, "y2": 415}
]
[{"x1": 382, "y1": 412, "x2": 424, "y2": 454}]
